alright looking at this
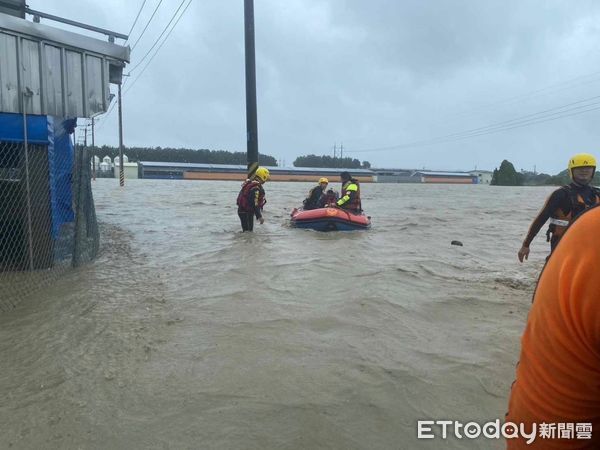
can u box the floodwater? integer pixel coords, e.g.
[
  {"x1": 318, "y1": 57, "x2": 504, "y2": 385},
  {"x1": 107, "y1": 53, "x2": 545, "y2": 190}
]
[{"x1": 0, "y1": 179, "x2": 556, "y2": 449}]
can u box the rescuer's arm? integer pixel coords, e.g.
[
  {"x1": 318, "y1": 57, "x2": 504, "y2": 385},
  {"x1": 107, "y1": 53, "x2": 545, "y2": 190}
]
[
  {"x1": 251, "y1": 187, "x2": 263, "y2": 221},
  {"x1": 336, "y1": 185, "x2": 356, "y2": 207},
  {"x1": 518, "y1": 190, "x2": 565, "y2": 262}
]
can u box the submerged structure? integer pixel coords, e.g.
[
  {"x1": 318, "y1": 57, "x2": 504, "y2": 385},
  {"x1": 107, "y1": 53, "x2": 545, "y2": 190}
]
[
  {"x1": 0, "y1": 2, "x2": 129, "y2": 309},
  {"x1": 138, "y1": 162, "x2": 377, "y2": 182}
]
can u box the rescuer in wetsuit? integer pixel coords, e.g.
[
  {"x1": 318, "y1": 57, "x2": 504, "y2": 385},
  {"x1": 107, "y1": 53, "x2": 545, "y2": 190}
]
[
  {"x1": 517, "y1": 153, "x2": 600, "y2": 262},
  {"x1": 336, "y1": 171, "x2": 362, "y2": 213},
  {"x1": 303, "y1": 177, "x2": 329, "y2": 210},
  {"x1": 507, "y1": 205, "x2": 600, "y2": 449},
  {"x1": 236, "y1": 167, "x2": 269, "y2": 232}
]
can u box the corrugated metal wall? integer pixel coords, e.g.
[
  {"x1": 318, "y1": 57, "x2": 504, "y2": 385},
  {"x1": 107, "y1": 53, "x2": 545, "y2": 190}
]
[
  {"x1": 0, "y1": 14, "x2": 129, "y2": 117},
  {"x1": 0, "y1": 0, "x2": 25, "y2": 18},
  {"x1": 0, "y1": 29, "x2": 113, "y2": 117},
  {"x1": 0, "y1": 32, "x2": 19, "y2": 112}
]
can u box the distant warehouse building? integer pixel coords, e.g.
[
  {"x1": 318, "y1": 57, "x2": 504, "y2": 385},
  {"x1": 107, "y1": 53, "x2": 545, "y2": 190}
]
[
  {"x1": 113, "y1": 155, "x2": 139, "y2": 179},
  {"x1": 372, "y1": 168, "x2": 421, "y2": 183},
  {"x1": 138, "y1": 162, "x2": 376, "y2": 182},
  {"x1": 373, "y1": 169, "x2": 478, "y2": 184},
  {"x1": 113, "y1": 161, "x2": 139, "y2": 179},
  {"x1": 417, "y1": 171, "x2": 478, "y2": 184},
  {"x1": 468, "y1": 170, "x2": 493, "y2": 185}
]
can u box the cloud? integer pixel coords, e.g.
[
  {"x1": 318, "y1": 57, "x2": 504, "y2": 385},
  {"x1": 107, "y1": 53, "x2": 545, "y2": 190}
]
[{"x1": 31, "y1": 0, "x2": 600, "y2": 172}]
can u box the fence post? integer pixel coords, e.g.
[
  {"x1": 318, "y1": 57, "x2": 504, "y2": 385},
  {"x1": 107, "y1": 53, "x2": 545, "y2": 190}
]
[
  {"x1": 21, "y1": 110, "x2": 34, "y2": 271},
  {"x1": 72, "y1": 143, "x2": 82, "y2": 267}
]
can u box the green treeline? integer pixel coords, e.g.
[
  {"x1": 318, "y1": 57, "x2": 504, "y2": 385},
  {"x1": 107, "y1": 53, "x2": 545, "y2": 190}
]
[
  {"x1": 88, "y1": 148, "x2": 596, "y2": 186},
  {"x1": 89, "y1": 145, "x2": 278, "y2": 166},
  {"x1": 491, "y1": 159, "x2": 600, "y2": 186},
  {"x1": 89, "y1": 147, "x2": 373, "y2": 170},
  {"x1": 293, "y1": 154, "x2": 371, "y2": 168},
  {"x1": 491, "y1": 160, "x2": 522, "y2": 185},
  {"x1": 532, "y1": 169, "x2": 600, "y2": 186}
]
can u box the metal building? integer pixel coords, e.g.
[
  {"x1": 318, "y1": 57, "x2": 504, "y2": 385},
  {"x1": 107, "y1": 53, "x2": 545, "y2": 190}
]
[
  {"x1": 418, "y1": 171, "x2": 478, "y2": 184},
  {"x1": 0, "y1": 11, "x2": 129, "y2": 118},
  {"x1": 139, "y1": 162, "x2": 377, "y2": 182},
  {"x1": 0, "y1": 0, "x2": 25, "y2": 18},
  {"x1": 0, "y1": 5, "x2": 128, "y2": 307}
]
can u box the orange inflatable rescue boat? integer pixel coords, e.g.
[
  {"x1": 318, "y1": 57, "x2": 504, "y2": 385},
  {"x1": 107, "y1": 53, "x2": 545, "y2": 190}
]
[{"x1": 290, "y1": 207, "x2": 371, "y2": 231}]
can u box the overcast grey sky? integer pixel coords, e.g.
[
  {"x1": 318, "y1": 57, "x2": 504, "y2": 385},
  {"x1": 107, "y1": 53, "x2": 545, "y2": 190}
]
[{"x1": 37, "y1": 0, "x2": 600, "y2": 173}]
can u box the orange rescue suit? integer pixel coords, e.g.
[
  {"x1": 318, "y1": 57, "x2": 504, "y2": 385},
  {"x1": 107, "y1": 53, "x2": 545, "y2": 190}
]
[{"x1": 506, "y1": 205, "x2": 600, "y2": 449}]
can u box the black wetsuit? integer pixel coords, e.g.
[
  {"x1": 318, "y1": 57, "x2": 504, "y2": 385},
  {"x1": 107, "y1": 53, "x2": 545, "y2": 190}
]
[
  {"x1": 303, "y1": 185, "x2": 325, "y2": 210},
  {"x1": 237, "y1": 181, "x2": 265, "y2": 232},
  {"x1": 523, "y1": 182, "x2": 600, "y2": 251}
]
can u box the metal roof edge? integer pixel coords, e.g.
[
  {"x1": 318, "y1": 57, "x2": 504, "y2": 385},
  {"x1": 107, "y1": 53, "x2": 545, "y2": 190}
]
[
  {"x1": 0, "y1": 13, "x2": 129, "y2": 62},
  {"x1": 138, "y1": 162, "x2": 374, "y2": 173}
]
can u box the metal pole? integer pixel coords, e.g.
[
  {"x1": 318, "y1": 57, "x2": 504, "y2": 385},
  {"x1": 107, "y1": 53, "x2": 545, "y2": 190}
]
[
  {"x1": 118, "y1": 84, "x2": 125, "y2": 187},
  {"x1": 72, "y1": 139, "x2": 82, "y2": 268},
  {"x1": 24, "y1": 7, "x2": 128, "y2": 40},
  {"x1": 91, "y1": 117, "x2": 96, "y2": 181},
  {"x1": 244, "y1": 0, "x2": 259, "y2": 179},
  {"x1": 21, "y1": 108, "x2": 35, "y2": 271}
]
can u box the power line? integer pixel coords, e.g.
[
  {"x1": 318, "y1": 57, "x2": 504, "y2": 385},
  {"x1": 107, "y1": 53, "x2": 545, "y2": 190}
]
[
  {"x1": 95, "y1": 95, "x2": 120, "y2": 131},
  {"x1": 125, "y1": 0, "x2": 193, "y2": 95},
  {"x1": 125, "y1": 0, "x2": 148, "y2": 44},
  {"x1": 429, "y1": 103, "x2": 600, "y2": 148},
  {"x1": 130, "y1": 0, "x2": 164, "y2": 50},
  {"x1": 398, "y1": 103, "x2": 600, "y2": 154},
  {"x1": 128, "y1": 0, "x2": 188, "y2": 74},
  {"x1": 441, "y1": 69, "x2": 600, "y2": 122},
  {"x1": 340, "y1": 68, "x2": 600, "y2": 146},
  {"x1": 96, "y1": 0, "x2": 192, "y2": 131},
  {"x1": 421, "y1": 94, "x2": 600, "y2": 145},
  {"x1": 349, "y1": 104, "x2": 600, "y2": 153},
  {"x1": 347, "y1": 94, "x2": 600, "y2": 154}
]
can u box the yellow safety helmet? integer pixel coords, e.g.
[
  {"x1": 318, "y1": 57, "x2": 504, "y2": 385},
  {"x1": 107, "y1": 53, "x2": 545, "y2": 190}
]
[
  {"x1": 254, "y1": 167, "x2": 270, "y2": 183},
  {"x1": 319, "y1": 177, "x2": 329, "y2": 184},
  {"x1": 568, "y1": 153, "x2": 596, "y2": 178}
]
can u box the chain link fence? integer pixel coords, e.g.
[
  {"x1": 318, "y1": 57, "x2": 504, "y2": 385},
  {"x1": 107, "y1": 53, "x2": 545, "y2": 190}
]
[{"x1": 0, "y1": 114, "x2": 99, "y2": 311}]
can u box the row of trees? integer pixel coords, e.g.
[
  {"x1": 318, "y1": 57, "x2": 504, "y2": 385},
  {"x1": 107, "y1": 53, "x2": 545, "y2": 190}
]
[
  {"x1": 491, "y1": 160, "x2": 523, "y2": 186},
  {"x1": 88, "y1": 147, "x2": 372, "y2": 170},
  {"x1": 293, "y1": 154, "x2": 371, "y2": 168},
  {"x1": 89, "y1": 145, "x2": 278, "y2": 166},
  {"x1": 491, "y1": 159, "x2": 600, "y2": 186},
  {"x1": 89, "y1": 149, "x2": 594, "y2": 185}
]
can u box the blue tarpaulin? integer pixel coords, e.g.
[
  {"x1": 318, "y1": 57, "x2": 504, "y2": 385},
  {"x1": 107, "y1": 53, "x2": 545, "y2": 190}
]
[
  {"x1": 49, "y1": 118, "x2": 75, "y2": 239},
  {"x1": 0, "y1": 112, "x2": 75, "y2": 239},
  {"x1": 0, "y1": 112, "x2": 50, "y2": 144}
]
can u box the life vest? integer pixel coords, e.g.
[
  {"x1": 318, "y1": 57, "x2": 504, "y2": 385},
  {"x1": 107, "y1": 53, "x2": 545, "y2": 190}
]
[
  {"x1": 236, "y1": 179, "x2": 265, "y2": 211},
  {"x1": 547, "y1": 184, "x2": 600, "y2": 242},
  {"x1": 339, "y1": 179, "x2": 362, "y2": 212},
  {"x1": 323, "y1": 190, "x2": 338, "y2": 205},
  {"x1": 303, "y1": 185, "x2": 323, "y2": 209}
]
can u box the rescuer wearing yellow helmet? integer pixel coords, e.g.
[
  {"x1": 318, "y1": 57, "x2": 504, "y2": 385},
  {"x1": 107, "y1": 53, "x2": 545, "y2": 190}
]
[
  {"x1": 302, "y1": 177, "x2": 329, "y2": 210},
  {"x1": 518, "y1": 153, "x2": 600, "y2": 262},
  {"x1": 236, "y1": 166, "x2": 270, "y2": 231},
  {"x1": 336, "y1": 171, "x2": 362, "y2": 213}
]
